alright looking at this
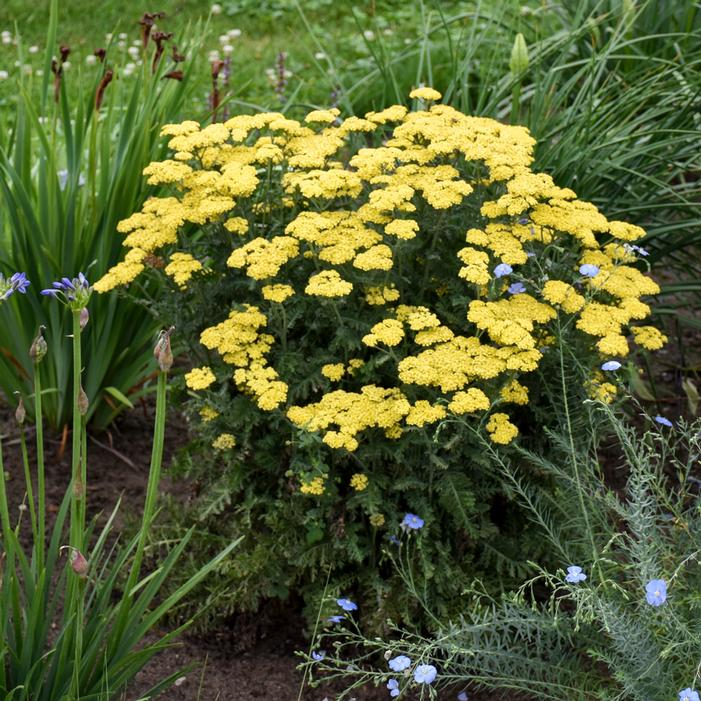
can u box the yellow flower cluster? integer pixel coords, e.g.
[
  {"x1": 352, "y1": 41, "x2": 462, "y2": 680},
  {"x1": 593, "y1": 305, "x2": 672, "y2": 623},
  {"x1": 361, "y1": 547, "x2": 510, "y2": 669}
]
[
  {"x1": 98, "y1": 88, "x2": 664, "y2": 451},
  {"x1": 185, "y1": 366, "x2": 216, "y2": 390},
  {"x1": 350, "y1": 473, "x2": 369, "y2": 491},
  {"x1": 212, "y1": 433, "x2": 236, "y2": 450},
  {"x1": 300, "y1": 476, "x2": 326, "y2": 495}
]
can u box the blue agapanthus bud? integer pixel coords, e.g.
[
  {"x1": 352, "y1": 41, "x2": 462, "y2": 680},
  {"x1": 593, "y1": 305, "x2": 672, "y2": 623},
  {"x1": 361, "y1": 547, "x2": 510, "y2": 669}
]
[
  {"x1": 0, "y1": 271, "x2": 30, "y2": 303},
  {"x1": 29, "y1": 326, "x2": 48, "y2": 364},
  {"x1": 41, "y1": 272, "x2": 92, "y2": 311}
]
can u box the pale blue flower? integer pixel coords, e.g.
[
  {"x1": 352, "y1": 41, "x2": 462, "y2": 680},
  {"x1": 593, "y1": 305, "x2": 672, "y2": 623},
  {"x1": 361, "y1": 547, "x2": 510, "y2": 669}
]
[
  {"x1": 645, "y1": 579, "x2": 667, "y2": 606},
  {"x1": 327, "y1": 615, "x2": 344, "y2": 623},
  {"x1": 601, "y1": 361, "x2": 621, "y2": 371},
  {"x1": 494, "y1": 263, "x2": 513, "y2": 278},
  {"x1": 679, "y1": 688, "x2": 700, "y2": 701},
  {"x1": 508, "y1": 282, "x2": 526, "y2": 295},
  {"x1": 41, "y1": 273, "x2": 91, "y2": 310},
  {"x1": 401, "y1": 513, "x2": 424, "y2": 530},
  {"x1": 336, "y1": 597, "x2": 357, "y2": 611},
  {"x1": 579, "y1": 264, "x2": 600, "y2": 278},
  {"x1": 458, "y1": 692, "x2": 469, "y2": 701},
  {"x1": 414, "y1": 664, "x2": 437, "y2": 684},
  {"x1": 311, "y1": 650, "x2": 325, "y2": 661},
  {"x1": 387, "y1": 678, "x2": 400, "y2": 697},
  {"x1": 565, "y1": 565, "x2": 587, "y2": 583},
  {"x1": 388, "y1": 655, "x2": 411, "y2": 672},
  {"x1": 0, "y1": 271, "x2": 30, "y2": 301},
  {"x1": 654, "y1": 415, "x2": 673, "y2": 428}
]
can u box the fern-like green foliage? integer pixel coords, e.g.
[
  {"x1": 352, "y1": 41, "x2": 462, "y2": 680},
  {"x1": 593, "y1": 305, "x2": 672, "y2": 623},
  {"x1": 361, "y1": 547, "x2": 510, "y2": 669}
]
[{"x1": 308, "y1": 400, "x2": 701, "y2": 701}]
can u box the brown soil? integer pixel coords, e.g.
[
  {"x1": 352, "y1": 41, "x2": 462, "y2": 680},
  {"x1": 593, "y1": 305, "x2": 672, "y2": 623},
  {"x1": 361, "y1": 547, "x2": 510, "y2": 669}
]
[{"x1": 0, "y1": 401, "x2": 508, "y2": 701}]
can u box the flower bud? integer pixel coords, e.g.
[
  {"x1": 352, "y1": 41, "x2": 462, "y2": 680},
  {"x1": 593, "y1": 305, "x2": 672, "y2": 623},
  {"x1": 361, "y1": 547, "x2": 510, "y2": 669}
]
[
  {"x1": 14, "y1": 394, "x2": 25, "y2": 425},
  {"x1": 153, "y1": 326, "x2": 174, "y2": 372},
  {"x1": 509, "y1": 33, "x2": 529, "y2": 76},
  {"x1": 70, "y1": 548, "x2": 89, "y2": 578},
  {"x1": 79, "y1": 307, "x2": 89, "y2": 330},
  {"x1": 29, "y1": 326, "x2": 48, "y2": 364},
  {"x1": 77, "y1": 385, "x2": 89, "y2": 416}
]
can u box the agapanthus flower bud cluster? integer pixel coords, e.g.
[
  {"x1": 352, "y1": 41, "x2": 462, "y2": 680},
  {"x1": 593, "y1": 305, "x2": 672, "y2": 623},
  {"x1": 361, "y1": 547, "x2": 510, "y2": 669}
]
[
  {"x1": 0, "y1": 271, "x2": 30, "y2": 302},
  {"x1": 41, "y1": 273, "x2": 92, "y2": 310}
]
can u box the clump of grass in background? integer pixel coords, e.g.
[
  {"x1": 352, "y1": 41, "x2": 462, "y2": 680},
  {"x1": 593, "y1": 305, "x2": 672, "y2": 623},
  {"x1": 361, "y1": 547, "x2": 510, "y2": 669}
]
[{"x1": 0, "y1": 0, "x2": 208, "y2": 428}]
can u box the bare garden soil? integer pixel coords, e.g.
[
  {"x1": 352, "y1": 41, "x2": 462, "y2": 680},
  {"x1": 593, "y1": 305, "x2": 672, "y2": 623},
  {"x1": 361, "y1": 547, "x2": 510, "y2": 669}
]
[{"x1": 0, "y1": 401, "x2": 509, "y2": 701}]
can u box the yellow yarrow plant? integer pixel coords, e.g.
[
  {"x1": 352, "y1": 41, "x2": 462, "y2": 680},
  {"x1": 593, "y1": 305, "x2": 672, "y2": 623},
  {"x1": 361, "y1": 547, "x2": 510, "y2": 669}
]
[{"x1": 97, "y1": 88, "x2": 664, "y2": 486}]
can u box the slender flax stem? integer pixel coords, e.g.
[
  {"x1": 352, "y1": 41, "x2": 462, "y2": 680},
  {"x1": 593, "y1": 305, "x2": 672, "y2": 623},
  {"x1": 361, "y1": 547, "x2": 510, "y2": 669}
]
[{"x1": 0, "y1": 435, "x2": 13, "y2": 546}]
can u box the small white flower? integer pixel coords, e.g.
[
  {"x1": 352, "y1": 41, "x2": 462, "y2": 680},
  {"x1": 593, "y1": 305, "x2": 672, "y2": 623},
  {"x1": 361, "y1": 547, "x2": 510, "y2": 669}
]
[
  {"x1": 128, "y1": 46, "x2": 140, "y2": 59},
  {"x1": 0, "y1": 70, "x2": 9, "y2": 80},
  {"x1": 22, "y1": 64, "x2": 32, "y2": 75},
  {"x1": 208, "y1": 50, "x2": 221, "y2": 62},
  {"x1": 123, "y1": 62, "x2": 136, "y2": 76},
  {"x1": 117, "y1": 40, "x2": 126, "y2": 49},
  {"x1": 2, "y1": 34, "x2": 13, "y2": 46},
  {"x1": 61, "y1": 61, "x2": 70, "y2": 71},
  {"x1": 314, "y1": 51, "x2": 326, "y2": 60},
  {"x1": 28, "y1": 45, "x2": 39, "y2": 54},
  {"x1": 85, "y1": 54, "x2": 97, "y2": 66},
  {"x1": 105, "y1": 32, "x2": 113, "y2": 41},
  {"x1": 118, "y1": 32, "x2": 127, "y2": 40},
  {"x1": 363, "y1": 30, "x2": 375, "y2": 40},
  {"x1": 211, "y1": 3, "x2": 223, "y2": 14},
  {"x1": 222, "y1": 44, "x2": 234, "y2": 55},
  {"x1": 228, "y1": 28, "x2": 242, "y2": 39}
]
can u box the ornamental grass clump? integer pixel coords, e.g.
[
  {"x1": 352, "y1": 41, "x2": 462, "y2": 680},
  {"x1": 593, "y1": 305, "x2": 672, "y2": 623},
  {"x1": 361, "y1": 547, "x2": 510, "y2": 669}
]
[
  {"x1": 0, "y1": 270, "x2": 237, "y2": 699},
  {"x1": 98, "y1": 88, "x2": 665, "y2": 624}
]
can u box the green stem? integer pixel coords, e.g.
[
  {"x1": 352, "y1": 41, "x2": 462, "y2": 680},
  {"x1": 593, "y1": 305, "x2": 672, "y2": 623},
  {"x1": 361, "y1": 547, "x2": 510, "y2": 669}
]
[
  {"x1": 19, "y1": 426, "x2": 38, "y2": 550},
  {"x1": 0, "y1": 434, "x2": 13, "y2": 545},
  {"x1": 70, "y1": 309, "x2": 83, "y2": 550},
  {"x1": 69, "y1": 309, "x2": 84, "y2": 700},
  {"x1": 511, "y1": 80, "x2": 521, "y2": 124},
  {"x1": 126, "y1": 370, "x2": 168, "y2": 595},
  {"x1": 34, "y1": 367, "x2": 46, "y2": 570}
]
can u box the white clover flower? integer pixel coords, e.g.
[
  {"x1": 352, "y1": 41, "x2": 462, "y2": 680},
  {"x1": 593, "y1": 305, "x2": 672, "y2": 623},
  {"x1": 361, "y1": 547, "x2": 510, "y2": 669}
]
[
  {"x1": 85, "y1": 54, "x2": 97, "y2": 66},
  {"x1": 222, "y1": 44, "x2": 234, "y2": 55},
  {"x1": 363, "y1": 29, "x2": 375, "y2": 40},
  {"x1": 208, "y1": 50, "x2": 220, "y2": 62},
  {"x1": 218, "y1": 34, "x2": 229, "y2": 45},
  {"x1": 314, "y1": 51, "x2": 326, "y2": 60},
  {"x1": 118, "y1": 32, "x2": 127, "y2": 40},
  {"x1": 0, "y1": 70, "x2": 8, "y2": 80},
  {"x1": 211, "y1": 3, "x2": 223, "y2": 14},
  {"x1": 61, "y1": 61, "x2": 70, "y2": 71},
  {"x1": 28, "y1": 45, "x2": 39, "y2": 54},
  {"x1": 123, "y1": 62, "x2": 136, "y2": 76},
  {"x1": 228, "y1": 28, "x2": 242, "y2": 39},
  {"x1": 128, "y1": 46, "x2": 140, "y2": 59}
]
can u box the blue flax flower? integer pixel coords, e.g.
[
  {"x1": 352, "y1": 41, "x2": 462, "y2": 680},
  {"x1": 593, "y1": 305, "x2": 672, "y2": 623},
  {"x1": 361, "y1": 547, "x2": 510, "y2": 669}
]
[
  {"x1": 327, "y1": 615, "x2": 345, "y2": 623},
  {"x1": 493, "y1": 263, "x2": 513, "y2": 278},
  {"x1": 508, "y1": 282, "x2": 526, "y2": 295},
  {"x1": 41, "y1": 273, "x2": 92, "y2": 310},
  {"x1": 387, "y1": 678, "x2": 400, "y2": 698},
  {"x1": 565, "y1": 565, "x2": 587, "y2": 583},
  {"x1": 579, "y1": 264, "x2": 600, "y2": 278},
  {"x1": 654, "y1": 415, "x2": 673, "y2": 428},
  {"x1": 601, "y1": 361, "x2": 621, "y2": 371},
  {"x1": 414, "y1": 664, "x2": 437, "y2": 685},
  {"x1": 0, "y1": 271, "x2": 30, "y2": 301},
  {"x1": 336, "y1": 597, "x2": 357, "y2": 611},
  {"x1": 679, "y1": 689, "x2": 700, "y2": 701},
  {"x1": 458, "y1": 692, "x2": 469, "y2": 701},
  {"x1": 388, "y1": 655, "x2": 411, "y2": 672},
  {"x1": 401, "y1": 513, "x2": 424, "y2": 530},
  {"x1": 645, "y1": 579, "x2": 667, "y2": 606},
  {"x1": 388, "y1": 535, "x2": 401, "y2": 545},
  {"x1": 311, "y1": 650, "x2": 325, "y2": 661}
]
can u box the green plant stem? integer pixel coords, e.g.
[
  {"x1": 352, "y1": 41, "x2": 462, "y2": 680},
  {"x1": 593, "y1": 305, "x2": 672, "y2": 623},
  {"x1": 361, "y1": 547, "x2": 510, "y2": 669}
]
[
  {"x1": 19, "y1": 425, "x2": 38, "y2": 549},
  {"x1": 34, "y1": 365, "x2": 46, "y2": 570},
  {"x1": 126, "y1": 369, "x2": 168, "y2": 595},
  {"x1": 0, "y1": 435, "x2": 12, "y2": 545},
  {"x1": 69, "y1": 308, "x2": 84, "y2": 700}
]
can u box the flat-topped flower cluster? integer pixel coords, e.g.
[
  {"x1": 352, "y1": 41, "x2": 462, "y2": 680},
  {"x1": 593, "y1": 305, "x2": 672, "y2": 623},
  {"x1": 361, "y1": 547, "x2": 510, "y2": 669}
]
[{"x1": 97, "y1": 88, "x2": 663, "y2": 460}]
